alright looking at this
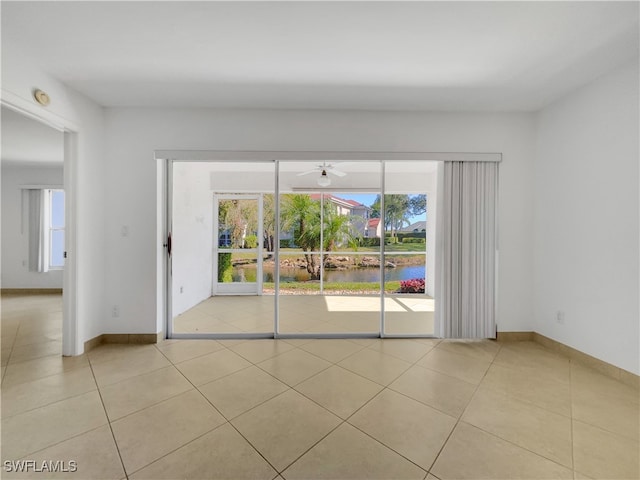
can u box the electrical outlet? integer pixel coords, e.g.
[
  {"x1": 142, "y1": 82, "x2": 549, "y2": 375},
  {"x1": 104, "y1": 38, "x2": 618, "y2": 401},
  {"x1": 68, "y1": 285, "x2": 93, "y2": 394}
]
[
  {"x1": 112, "y1": 305, "x2": 120, "y2": 318},
  {"x1": 556, "y1": 310, "x2": 565, "y2": 325}
]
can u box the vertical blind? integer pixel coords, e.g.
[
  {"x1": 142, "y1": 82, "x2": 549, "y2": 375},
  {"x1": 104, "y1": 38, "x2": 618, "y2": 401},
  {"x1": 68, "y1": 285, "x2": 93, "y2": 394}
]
[
  {"x1": 436, "y1": 161, "x2": 498, "y2": 338},
  {"x1": 28, "y1": 189, "x2": 50, "y2": 273}
]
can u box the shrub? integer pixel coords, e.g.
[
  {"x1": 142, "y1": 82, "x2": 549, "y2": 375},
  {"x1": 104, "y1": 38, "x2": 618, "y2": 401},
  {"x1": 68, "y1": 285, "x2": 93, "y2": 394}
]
[
  {"x1": 386, "y1": 232, "x2": 426, "y2": 241},
  {"x1": 244, "y1": 234, "x2": 258, "y2": 249},
  {"x1": 402, "y1": 237, "x2": 425, "y2": 244},
  {"x1": 359, "y1": 237, "x2": 380, "y2": 247},
  {"x1": 400, "y1": 278, "x2": 425, "y2": 293},
  {"x1": 218, "y1": 253, "x2": 233, "y2": 283}
]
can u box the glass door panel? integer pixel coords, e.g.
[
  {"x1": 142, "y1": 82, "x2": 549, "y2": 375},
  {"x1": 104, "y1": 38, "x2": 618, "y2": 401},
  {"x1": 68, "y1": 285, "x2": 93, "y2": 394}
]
[
  {"x1": 276, "y1": 161, "x2": 381, "y2": 335},
  {"x1": 383, "y1": 162, "x2": 435, "y2": 336},
  {"x1": 170, "y1": 161, "x2": 274, "y2": 336},
  {"x1": 214, "y1": 196, "x2": 262, "y2": 295}
]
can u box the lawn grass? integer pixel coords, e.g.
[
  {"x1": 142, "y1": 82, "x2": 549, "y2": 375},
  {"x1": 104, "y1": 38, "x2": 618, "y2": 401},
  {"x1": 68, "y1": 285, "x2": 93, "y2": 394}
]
[
  {"x1": 279, "y1": 244, "x2": 426, "y2": 253},
  {"x1": 224, "y1": 244, "x2": 426, "y2": 263},
  {"x1": 263, "y1": 281, "x2": 401, "y2": 293}
]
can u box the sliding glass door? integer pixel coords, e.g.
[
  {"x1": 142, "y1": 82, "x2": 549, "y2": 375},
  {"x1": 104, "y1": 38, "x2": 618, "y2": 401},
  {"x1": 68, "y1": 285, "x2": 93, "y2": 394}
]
[
  {"x1": 276, "y1": 161, "x2": 382, "y2": 335},
  {"x1": 168, "y1": 159, "x2": 436, "y2": 339},
  {"x1": 169, "y1": 161, "x2": 275, "y2": 336},
  {"x1": 382, "y1": 162, "x2": 435, "y2": 335}
]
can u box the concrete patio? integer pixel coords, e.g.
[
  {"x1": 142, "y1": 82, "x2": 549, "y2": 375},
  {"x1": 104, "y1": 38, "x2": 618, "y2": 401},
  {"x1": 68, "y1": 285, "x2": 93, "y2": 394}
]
[{"x1": 173, "y1": 294, "x2": 434, "y2": 336}]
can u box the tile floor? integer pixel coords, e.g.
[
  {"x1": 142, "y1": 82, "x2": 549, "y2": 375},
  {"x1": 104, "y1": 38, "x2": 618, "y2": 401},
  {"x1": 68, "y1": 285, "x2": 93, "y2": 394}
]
[
  {"x1": 173, "y1": 294, "x2": 435, "y2": 335},
  {"x1": 2, "y1": 293, "x2": 639, "y2": 479}
]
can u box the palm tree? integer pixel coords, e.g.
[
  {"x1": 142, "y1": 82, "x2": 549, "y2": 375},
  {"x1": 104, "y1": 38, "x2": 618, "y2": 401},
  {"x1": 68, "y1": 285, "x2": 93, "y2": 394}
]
[
  {"x1": 262, "y1": 193, "x2": 276, "y2": 254},
  {"x1": 280, "y1": 194, "x2": 321, "y2": 278},
  {"x1": 321, "y1": 205, "x2": 355, "y2": 269},
  {"x1": 280, "y1": 194, "x2": 356, "y2": 280}
]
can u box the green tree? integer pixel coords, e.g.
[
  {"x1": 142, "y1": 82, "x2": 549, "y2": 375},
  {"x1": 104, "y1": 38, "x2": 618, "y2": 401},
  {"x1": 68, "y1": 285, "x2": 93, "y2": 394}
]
[
  {"x1": 280, "y1": 194, "x2": 356, "y2": 279},
  {"x1": 370, "y1": 195, "x2": 410, "y2": 237},
  {"x1": 369, "y1": 194, "x2": 425, "y2": 237},
  {"x1": 321, "y1": 202, "x2": 355, "y2": 268},
  {"x1": 263, "y1": 193, "x2": 276, "y2": 254},
  {"x1": 409, "y1": 194, "x2": 426, "y2": 217},
  {"x1": 280, "y1": 194, "x2": 321, "y2": 278},
  {"x1": 219, "y1": 199, "x2": 258, "y2": 248}
]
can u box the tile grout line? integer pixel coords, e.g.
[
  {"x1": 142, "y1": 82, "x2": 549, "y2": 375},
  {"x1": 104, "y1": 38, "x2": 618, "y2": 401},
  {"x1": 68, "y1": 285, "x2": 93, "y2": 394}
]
[
  {"x1": 154, "y1": 342, "x2": 284, "y2": 477},
  {"x1": 3, "y1": 317, "x2": 26, "y2": 370},
  {"x1": 1, "y1": 319, "x2": 22, "y2": 383},
  {"x1": 5, "y1": 424, "x2": 111, "y2": 466},
  {"x1": 86, "y1": 354, "x2": 130, "y2": 480},
  {"x1": 155, "y1": 340, "x2": 229, "y2": 364},
  {"x1": 425, "y1": 342, "x2": 504, "y2": 475},
  {"x1": 284, "y1": 345, "x2": 441, "y2": 475},
  {"x1": 428, "y1": 343, "x2": 578, "y2": 475},
  {"x1": 123, "y1": 422, "x2": 232, "y2": 478},
  {"x1": 341, "y1": 387, "x2": 431, "y2": 475},
  {"x1": 171, "y1": 340, "x2": 393, "y2": 476},
  {"x1": 0, "y1": 381, "x2": 98, "y2": 420}
]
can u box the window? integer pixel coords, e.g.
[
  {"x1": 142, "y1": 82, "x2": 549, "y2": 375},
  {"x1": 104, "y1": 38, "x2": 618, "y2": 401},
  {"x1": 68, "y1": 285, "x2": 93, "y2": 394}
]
[
  {"x1": 48, "y1": 189, "x2": 65, "y2": 269},
  {"x1": 27, "y1": 188, "x2": 64, "y2": 273}
]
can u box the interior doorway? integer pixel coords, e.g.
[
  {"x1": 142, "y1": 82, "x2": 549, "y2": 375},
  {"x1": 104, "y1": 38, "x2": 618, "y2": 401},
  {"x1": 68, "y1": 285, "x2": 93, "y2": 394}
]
[{"x1": 0, "y1": 105, "x2": 78, "y2": 356}]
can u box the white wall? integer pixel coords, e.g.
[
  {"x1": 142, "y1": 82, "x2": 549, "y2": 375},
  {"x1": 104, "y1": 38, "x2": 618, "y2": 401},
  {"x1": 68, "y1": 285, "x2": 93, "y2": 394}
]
[
  {"x1": 2, "y1": 40, "x2": 105, "y2": 350},
  {"x1": 1, "y1": 165, "x2": 64, "y2": 288},
  {"x1": 103, "y1": 108, "x2": 535, "y2": 335},
  {"x1": 534, "y1": 60, "x2": 639, "y2": 375},
  {"x1": 171, "y1": 163, "x2": 214, "y2": 316}
]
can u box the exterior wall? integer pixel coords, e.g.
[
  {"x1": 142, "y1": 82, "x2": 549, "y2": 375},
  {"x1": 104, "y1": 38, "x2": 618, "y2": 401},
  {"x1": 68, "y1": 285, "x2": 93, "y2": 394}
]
[{"x1": 170, "y1": 162, "x2": 214, "y2": 317}]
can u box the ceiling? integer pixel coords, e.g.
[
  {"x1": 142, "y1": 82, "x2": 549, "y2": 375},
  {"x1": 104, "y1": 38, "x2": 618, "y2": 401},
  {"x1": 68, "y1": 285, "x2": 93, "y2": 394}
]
[
  {"x1": 2, "y1": 2, "x2": 638, "y2": 111},
  {"x1": 1, "y1": 107, "x2": 64, "y2": 166}
]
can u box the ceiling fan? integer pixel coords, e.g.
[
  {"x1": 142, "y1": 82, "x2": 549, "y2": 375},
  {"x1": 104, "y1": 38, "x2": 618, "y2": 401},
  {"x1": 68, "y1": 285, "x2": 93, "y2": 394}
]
[{"x1": 297, "y1": 162, "x2": 346, "y2": 187}]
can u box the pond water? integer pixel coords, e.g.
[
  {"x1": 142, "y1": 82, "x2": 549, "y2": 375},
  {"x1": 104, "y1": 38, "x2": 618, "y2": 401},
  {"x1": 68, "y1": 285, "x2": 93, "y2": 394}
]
[{"x1": 233, "y1": 264, "x2": 425, "y2": 283}]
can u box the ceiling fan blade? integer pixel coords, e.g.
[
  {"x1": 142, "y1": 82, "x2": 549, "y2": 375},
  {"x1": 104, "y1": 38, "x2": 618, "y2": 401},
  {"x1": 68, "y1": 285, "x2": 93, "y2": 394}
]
[
  {"x1": 328, "y1": 169, "x2": 347, "y2": 177},
  {"x1": 296, "y1": 169, "x2": 319, "y2": 176}
]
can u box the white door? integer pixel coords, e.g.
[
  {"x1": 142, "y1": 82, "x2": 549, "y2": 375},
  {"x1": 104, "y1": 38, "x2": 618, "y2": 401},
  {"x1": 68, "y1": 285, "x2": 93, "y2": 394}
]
[{"x1": 213, "y1": 194, "x2": 263, "y2": 295}]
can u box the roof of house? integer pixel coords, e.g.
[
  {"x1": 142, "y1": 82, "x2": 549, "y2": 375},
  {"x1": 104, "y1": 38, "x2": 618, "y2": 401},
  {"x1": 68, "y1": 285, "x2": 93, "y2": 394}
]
[
  {"x1": 309, "y1": 194, "x2": 369, "y2": 210},
  {"x1": 368, "y1": 218, "x2": 381, "y2": 228},
  {"x1": 402, "y1": 220, "x2": 426, "y2": 232}
]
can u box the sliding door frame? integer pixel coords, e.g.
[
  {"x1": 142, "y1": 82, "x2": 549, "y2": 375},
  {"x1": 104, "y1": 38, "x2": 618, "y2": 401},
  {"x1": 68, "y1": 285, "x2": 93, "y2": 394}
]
[{"x1": 159, "y1": 151, "x2": 501, "y2": 341}]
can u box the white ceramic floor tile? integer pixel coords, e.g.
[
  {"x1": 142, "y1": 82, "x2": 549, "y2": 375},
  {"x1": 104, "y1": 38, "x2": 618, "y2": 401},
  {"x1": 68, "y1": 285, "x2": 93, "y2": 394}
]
[
  {"x1": 349, "y1": 389, "x2": 456, "y2": 471},
  {"x1": 232, "y1": 389, "x2": 341, "y2": 471},
  {"x1": 295, "y1": 365, "x2": 383, "y2": 419},
  {"x1": 1, "y1": 391, "x2": 107, "y2": 460},
  {"x1": 130, "y1": 423, "x2": 277, "y2": 479},
  {"x1": 431, "y1": 422, "x2": 573, "y2": 480},
  {"x1": 282, "y1": 423, "x2": 426, "y2": 479},
  {"x1": 111, "y1": 389, "x2": 226, "y2": 474},
  {"x1": 257, "y1": 348, "x2": 332, "y2": 386},
  {"x1": 174, "y1": 348, "x2": 252, "y2": 386},
  {"x1": 389, "y1": 365, "x2": 476, "y2": 417},
  {"x1": 199, "y1": 365, "x2": 289, "y2": 419},
  {"x1": 338, "y1": 348, "x2": 412, "y2": 386}
]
